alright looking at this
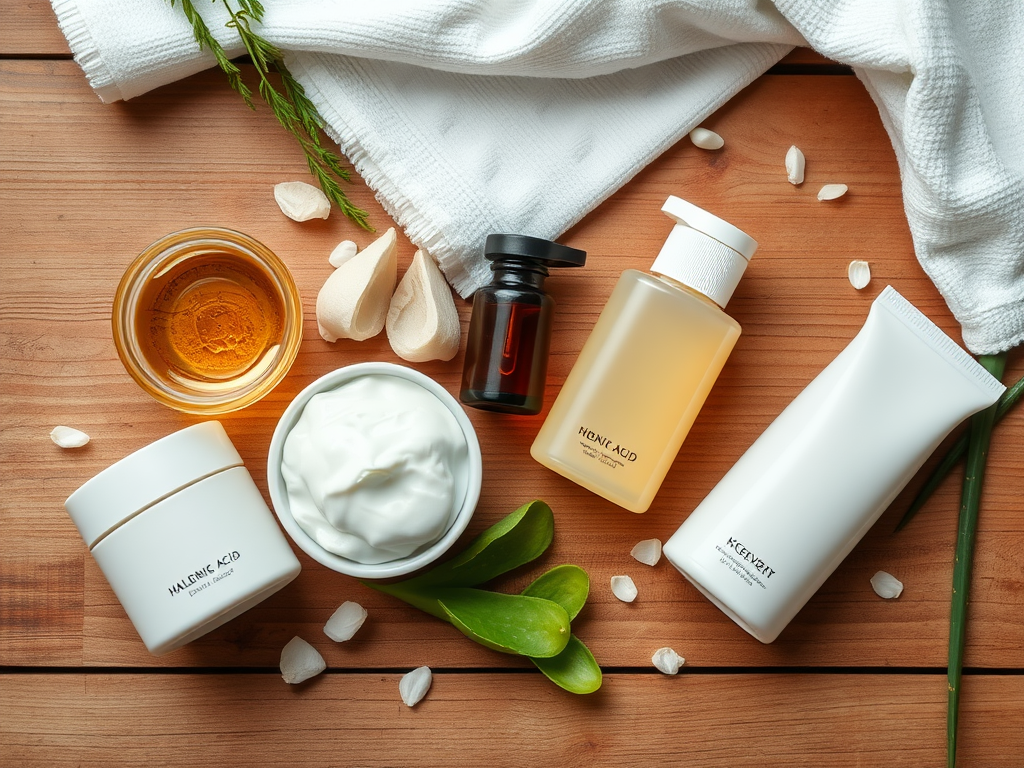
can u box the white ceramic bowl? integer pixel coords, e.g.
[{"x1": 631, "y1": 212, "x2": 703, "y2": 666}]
[{"x1": 267, "y1": 362, "x2": 483, "y2": 579}]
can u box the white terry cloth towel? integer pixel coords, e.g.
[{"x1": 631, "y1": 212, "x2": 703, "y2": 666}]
[{"x1": 52, "y1": 0, "x2": 1024, "y2": 354}]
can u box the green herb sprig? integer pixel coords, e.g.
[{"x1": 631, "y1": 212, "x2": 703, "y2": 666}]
[
  {"x1": 172, "y1": 0, "x2": 371, "y2": 230},
  {"x1": 366, "y1": 500, "x2": 603, "y2": 694},
  {"x1": 895, "y1": 371, "x2": 1023, "y2": 532}
]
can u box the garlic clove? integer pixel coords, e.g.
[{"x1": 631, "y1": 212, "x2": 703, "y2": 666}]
[
  {"x1": 323, "y1": 601, "x2": 368, "y2": 642},
  {"x1": 817, "y1": 183, "x2": 849, "y2": 201},
  {"x1": 689, "y1": 127, "x2": 724, "y2": 150},
  {"x1": 785, "y1": 145, "x2": 805, "y2": 185},
  {"x1": 274, "y1": 181, "x2": 331, "y2": 221},
  {"x1": 610, "y1": 575, "x2": 638, "y2": 603},
  {"x1": 316, "y1": 227, "x2": 398, "y2": 342},
  {"x1": 652, "y1": 647, "x2": 684, "y2": 675},
  {"x1": 630, "y1": 539, "x2": 662, "y2": 566},
  {"x1": 848, "y1": 260, "x2": 871, "y2": 290},
  {"x1": 399, "y1": 666, "x2": 432, "y2": 707},
  {"x1": 328, "y1": 239, "x2": 358, "y2": 268},
  {"x1": 386, "y1": 249, "x2": 461, "y2": 362},
  {"x1": 50, "y1": 426, "x2": 90, "y2": 448},
  {"x1": 870, "y1": 570, "x2": 904, "y2": 599},
  {"x1": 279, "y1": 636, "x2": 326, "y2": 684}
]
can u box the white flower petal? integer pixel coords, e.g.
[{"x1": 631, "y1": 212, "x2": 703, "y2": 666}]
[
  {"x1": 50, "y1": 426, "x2": 89, "y2": 449},
  {"x1": 870, "y1": 571, "x2": 904, "y2": 599},
  {"x1": 274, "y1": 181, "x2": 330, "y2": 221},
  {"x1": 689, "y1": 127, "x2": 724, "y2": 150},
  {"x1": 610, "y1": 575, "x2": 638, "y2": 603},
  {"x1": 652, "y1": 647, "x2": 684, "y2": 675},
  {"x1": 280, "y1": 636, "x2": 326, "y2": 684},
  {"x1": 817, "y1": 183, "x2": 848, "y2": 201},
  {"x1": 630, "y1": 539, "x2": 662, "y2": 566},
  {"x1": 328, "y1": 240, "x2": 359, "y2": 268},
  {"x1": 785, "y1": 145, "x2": 805, "y2": 185},
  {"x1": 324, "y1": 601, "x2": 368, "y2": 642},
  {"x1": 848, "y1": 260, "x2": 871, "y2": 290},
  {"x1": 400, "y1": 666, "x2": 432, "y2": 707}
]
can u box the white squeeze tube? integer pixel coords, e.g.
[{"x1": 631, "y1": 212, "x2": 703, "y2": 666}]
[{"x1": 662, "y1": 286, "x2": 1005, "y2": 644}]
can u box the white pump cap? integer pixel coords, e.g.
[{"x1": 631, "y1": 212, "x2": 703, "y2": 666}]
[{"x1": 650, "y1": 196, "x2": 757, "y2": 307}]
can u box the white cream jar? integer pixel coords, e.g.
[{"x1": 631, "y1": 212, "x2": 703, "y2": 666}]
[{"x1": 64, "y1": 421, "x2": 301, "y2": 656}]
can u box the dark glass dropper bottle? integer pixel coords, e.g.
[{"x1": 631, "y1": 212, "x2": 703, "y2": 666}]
[{"x1": 460, "y1": 234, "x2": 586, "y2": 415}]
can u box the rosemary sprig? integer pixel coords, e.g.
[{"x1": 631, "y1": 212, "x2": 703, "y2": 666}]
[
  {"x1": 171, "y1": 0, "x2": 371, "y2": 230},
  {"x1": 895, "y1": 372, "x2": 1024, "y2": 532},
  {"x1": 946, "y1": 352, "x2": 1006, "y2": 768}
]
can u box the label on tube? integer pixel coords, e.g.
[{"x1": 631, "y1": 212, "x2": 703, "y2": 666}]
[{"x1": 663, "y1": 286, "x2": 1005, "y2": 643}]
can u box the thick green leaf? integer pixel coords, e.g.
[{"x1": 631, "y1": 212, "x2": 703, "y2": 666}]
[
  {"x1": 363, "y1": 580, "x2": 449, "y2": 621},
  {"x1": 436, "y1": 588, "x2": 570, "y2": 658},
  {"x1": 400, "y1": 500, "x2": 554, "y2": 589},
  {"x1": 521, "y1": 565, "x2": 589, "y2": 621},
  {"x1": 531, "y1": 635, "x2": 603, "y2": 694}
]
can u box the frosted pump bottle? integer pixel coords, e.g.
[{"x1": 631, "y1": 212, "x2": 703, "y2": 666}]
[{"x1": 530, "y1": 196, "x2": 757, "y2": 513}]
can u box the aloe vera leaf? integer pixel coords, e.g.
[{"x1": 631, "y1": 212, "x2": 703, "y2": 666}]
[
  {"x1": 521, "y1": 564, "x2": 590, "y2": 621},
  {"x1": 400, "y1": 499, "x2": 554, "y2": 589},
  {"x1": 947, "y1": 352, "x2": 1006, "y2": 768},
  {"x1": 363, "y1": 580, "x2": 449, "y2": 621},
  {"x1": 530, "y1": 635, "x2": 603, "y2": 694},
  {"x1": 896, "y1": 371, "x2": 1022, "y2": 533},
  {"x1": 437, "y1": 589, "x2": 570, "y2": 658}
]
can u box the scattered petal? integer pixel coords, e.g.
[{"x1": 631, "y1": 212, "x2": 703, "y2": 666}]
[
  {"x1": 870, "y1": 571, "x2": 904, "y2": 599},
  {"x1": 386, "y1": 249, "x2": 461, "y2": 362},
  {"x1": 610, "y1": 575, "x2": 638, "y2": 603},
  {"x1": 50, "y1": 426, "x2": 90, "y2": 449},
  {"x1": 689, "y1": 127, "x2": 724, "y2": 150},
  {"x1": 400, "y1": 666, "x2": 432, "y2": 707},
  {"x1": 280, "y1": 636, "x2": 326, "y2": 684},
  {"x1": 652, "y1": 647, "x2": 685, "y2": 675},
  {"x1": 324, "y1": 601, "x2": 368, "y2": 642},
  {"x1": 274, "y1": 181, "x2": 331, "y2": 221},
  {"x1": 329, "y1": 240, "x2": 359, "y2": 268},
  {"x1": 817, "y1": 183, "x2": 848, "y2": 201},
  {"x1": 316, "y1": 227, "x2": 398, "y2": 342},
  {"x1": 630, "y1": 539, "x2": 662, "y2": 566},
  {"x1": 848, "y1": 260, "x2": 871, "y2": 290},
  {"x1": 785, "y1": 145, "x2": 805, "y2": 185}
]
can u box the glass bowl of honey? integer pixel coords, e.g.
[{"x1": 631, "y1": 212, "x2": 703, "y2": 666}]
[{"x1": 112, "y1": 227, "x2": 303, "y2": 414}]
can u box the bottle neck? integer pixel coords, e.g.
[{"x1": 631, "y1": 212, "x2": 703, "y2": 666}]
[
  {"x1": 650, "y1": 270, "x2": 726, "y2": 310},
  {"x1": 490, "y1": 259, "x2": 549, "y2": 291}
]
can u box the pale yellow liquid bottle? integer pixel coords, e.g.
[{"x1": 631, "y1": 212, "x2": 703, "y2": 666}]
[{"x1": 531, "y1": 197, "x2": 757, "y2": 512}]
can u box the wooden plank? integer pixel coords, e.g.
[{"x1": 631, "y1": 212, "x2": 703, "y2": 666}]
[
  {"x1": 0, "y1": 0, "x2": 69, "y2": 56},
  {"x1": 2, "y1": 60, "x2": 1022, "y2": 671},
  {"x1": 2, "y1": 672, "x2": 1022, "y2": 767}
]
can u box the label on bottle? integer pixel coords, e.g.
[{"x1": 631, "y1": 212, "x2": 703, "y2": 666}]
[{"x1": 575, "y1": 425, "x2": 639, "y2": 469}]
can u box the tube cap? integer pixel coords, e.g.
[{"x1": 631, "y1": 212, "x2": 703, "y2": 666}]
[
  {"x1": 650, "y1": 196, "x2": 757, "y2": 307},
  {"x1": 64, "y1": 421, "x2": 243, "y2": 548},
  {"x1": 485, "y1": 234, "x2": 586, "y2": 268}
]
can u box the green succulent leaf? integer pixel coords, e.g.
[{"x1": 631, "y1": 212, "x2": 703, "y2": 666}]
[
  {"x1": 437, "y1": 589, "x2": 570, "y2": 658},
  {"x1": 530, "y1": 635, "x2": 603, "y2": 694},
  {"x1": 522, "y1": 564, "x2": 589, "y2": 621}
]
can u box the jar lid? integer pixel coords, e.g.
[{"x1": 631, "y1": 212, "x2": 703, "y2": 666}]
[
  {"x1": 64, "y1": 421, "x2": 243, "y2": 548},
  {"x1": 484, "y1": 234, "x2": 587, "y2": 268}
]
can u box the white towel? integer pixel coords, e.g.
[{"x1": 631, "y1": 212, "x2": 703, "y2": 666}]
[{"x1": 52, "y1": 0, "x2": 1024, "y2": 354}]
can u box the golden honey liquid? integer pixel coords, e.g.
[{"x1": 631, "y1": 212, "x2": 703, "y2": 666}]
[
  {"x1": 531, "y1": 269, "x2": 740, "y2": 513},
  {"x1": 136, "y1": 249, "x2": 285, "y2": 384}
]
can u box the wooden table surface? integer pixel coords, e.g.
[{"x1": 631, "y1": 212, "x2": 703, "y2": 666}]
[{"x1": 2, "y1": 4, "x2": 1022, "y2": 766}]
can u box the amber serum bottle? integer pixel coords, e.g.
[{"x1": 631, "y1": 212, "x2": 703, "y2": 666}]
[
  {"x1": 531, "y1": 197, "x2": 757, "y2": 512},
  {"x1": 460, "y1": 234, "x2": 586, "y2": 415}
]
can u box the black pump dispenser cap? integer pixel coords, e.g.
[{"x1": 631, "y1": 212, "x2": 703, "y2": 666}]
[{"x1": 484, "y1": 234, "x2": 587, "y2": 269}]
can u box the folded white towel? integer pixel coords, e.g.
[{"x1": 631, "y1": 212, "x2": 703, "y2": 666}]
[{"x1": 52, "y1": 0, "x2": 1024, "y2": 354}]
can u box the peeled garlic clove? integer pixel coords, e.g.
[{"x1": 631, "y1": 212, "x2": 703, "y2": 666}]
[
  {"x1": 328, "y1": 239, "x2": 358, "y2": 268},
  {"x1": 399, "y1": 666, "x2": 432, "y2": 707},
  {"x1": 652, "y1": 647, "x2": 684, "y2": 675},
  {"x1": 280, "y1": 636, "x2": 326, "y2": 684},
  {"x1": 317, "y1": 227, "x2": 398, "y2": 342},
  {"x1": 274, "y1": 181, "x2": 331, "y2": 221},
  {"x1": 610, "y1": 575, "x2": 638, "y2": 603},
  {"x1": 324, "y1": 601, "x2": 368, "y2": 642},
  {"x1": 817, "y1": 183, "x2": 848, "y2": 201},
  {"x1": 848, "y1": 260, "x2": 871, "y2": 290},
  {"x1": 630, "y1": 539, "x2": 662, "y2": 566},
  {"x1": 689, "y1": 127, "x2": 724, "y2": 150},
  {"x1": 870, "y1": 570, "x2": 904, "y2": 599},
  {"x1": 386, "y1": 249, "x2": 460, "y2": 362},
  {"x1": 50, "y1": 426, "x2": 89, "y2": 449},
  {"x1": 786, "y1": 145, "x2": 805, "y2": 185}
]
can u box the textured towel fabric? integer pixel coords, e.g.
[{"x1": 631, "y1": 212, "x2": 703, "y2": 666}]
[{"x1": 52, "y1": 0, "x2": 1024, "y2": 354}]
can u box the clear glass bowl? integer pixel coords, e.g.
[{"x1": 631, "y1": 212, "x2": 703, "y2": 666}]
[{"x1": 112, "y1": 227, "x2": 303, "y2": 415}]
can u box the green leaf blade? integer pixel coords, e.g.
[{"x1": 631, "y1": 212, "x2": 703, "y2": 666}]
[
  {"x1": 521, "y1": 564, "x2": 589, "y2": 621},
  {"x1": 437, "y1": 589, "x2": 570, "y2": 658},
  {"x1": 531, "y1": 635, "x2": 602, "y2": 694}
]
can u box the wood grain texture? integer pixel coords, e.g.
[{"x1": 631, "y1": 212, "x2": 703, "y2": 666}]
[
  {"x1": 2, "y1": 673, "x2": 1022, "y2": 767},
  {"x1": 2, "y1": 60, "x2": 1023, "y2": 674}
]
